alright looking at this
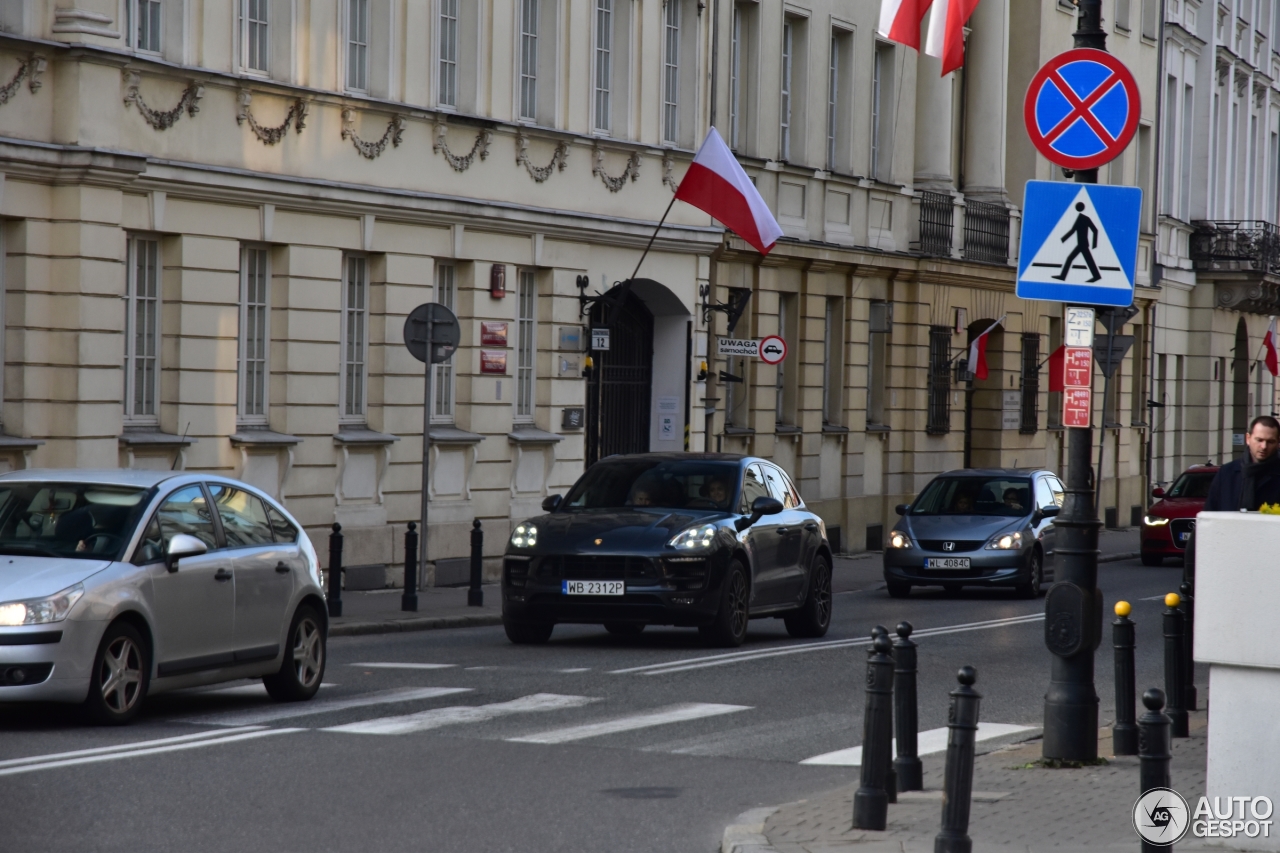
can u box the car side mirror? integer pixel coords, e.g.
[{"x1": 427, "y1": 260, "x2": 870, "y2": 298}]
[
  {"x1": 895, "y1": 504, "x2": 910, "y2": 516},
  {"x1": 735, "y1": 496, "x2": 783, "y2": 532},
  {"x1": 1039, "y1": 506, "x2": 1061, "y2": 519},
  {"x1": 542, "y1": 494, "x2": 563, "y2": 512},
  {"x1": 1151, "y1": 486, "x2": 1166, "y2": 499},
  {"x1": 165, "y1": 533, "x2": 208, "y2": 572}
]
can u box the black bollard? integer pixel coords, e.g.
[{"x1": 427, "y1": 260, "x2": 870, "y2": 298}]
[
  {"x1": 468, "y1": 519, "x2": 484, "y2": 607},
  {"x1": 853, "y1": 633, "x2": 895, "y2": 831},
  {"x1": 1138, "y1": 688, "x2": 1173, "y2": 853},
  {"x1": 871, "y1": 625, "x2": 897, "y2": 803},
  {"x1": 893, "y1": 621, "x2": 923, "y2": 792},
  {"x1": 1111, "y1": 601, "x2": 1138, "y2": 755},
  {"x1": 327, "y1": 522, "x2": 343, "y2": 618},
  {"x1": 1179, "y1": 581, "x2": 1196, "y2": 712},
  {"x1": 935, "y1": 666, "x2": 981, "y2": 853},
  {"x1": 401, "y1": 522, "x2": 419, "y2": 612},
  {"x1": 1162, "y1": 593, "x2": 1189, "y2": 738}
]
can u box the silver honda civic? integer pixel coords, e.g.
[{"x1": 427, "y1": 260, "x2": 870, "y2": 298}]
[{"x1": 0, "y1": 469, "x2": 328, "y2": 724}]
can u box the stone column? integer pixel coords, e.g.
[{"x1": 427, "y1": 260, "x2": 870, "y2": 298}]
[
  {"x1": 962, "y1": 0, "x2": 1010, "y2": 203},
  {"x1": 914, "y1": 43, "x2": 954, "y2": 190}
]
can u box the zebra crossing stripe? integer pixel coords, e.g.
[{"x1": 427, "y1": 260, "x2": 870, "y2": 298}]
[
  {"x1": 322, "y1": 694, "x2": 598, "y2": 735},
  {"x1": 507, "y1": 703, "x2": 751, "y2": 745},
  {"x1": 177, "y1": 686, "x2": 474, "y2": 727},
  {"x1": 799, "y1": 723, "x2": 1036, "y2": 766}
]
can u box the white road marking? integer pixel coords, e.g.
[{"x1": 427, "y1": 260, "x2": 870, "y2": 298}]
[
  {"x1": 202, "y1": 682, "x2": 337, "y2": 696},
  {"x1": 349, "y1": 663, "x2": 456, "y2": 670},
  {"x1": 799, "y1": 723, "x2": 1036, "y2": 766},
  {"x1": 0, "y1": 727, "x2": 267, "y2": 769},
  {"x1": 0, "y1": 728, "x2": 303, "y2": 776},
  {"x1": 557, "y1": 668, "x2": 591, "y2": 673},
  {"x1": 323, "y1": 694, "x2": 598, "y2": 735},
  {"x1": 507, "y1": 703, "x2": 752, "y2": 745},
  {"x1": 177, "y1": 686, "x2": 473, "y2": 727},
  {"x1": 1139, "y1": 595, "x2": 1168, "y2": 601},
  {"x1": 610, "y1": 613, "x2": 1047, "y2": 676}
]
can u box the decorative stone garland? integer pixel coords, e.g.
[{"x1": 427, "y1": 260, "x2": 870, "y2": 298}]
[
  {"x1": 341, "y1": 109, "x2": 405, "y2": 159},
  {"x1": 123, "y1": 71, "x2": 203, "y2": 130},
  {"x1": 236, "y1": 90, "x2": 307, "y2": 145},
  {"x1": 433, "y1": 122, "x2": 493, "y2": 172},
  {"x1": 662, "y1": 152, "x2": 680, "y2": 192},
  {"x1": 0, "y1": 54, "x2": 46, "y2": 106},
  {"x1": 593, "y1": 143, "x2": 641, "y2": 193},
  {"x1": 516, "y1": 129, "x2": 569, "y2": 182}
]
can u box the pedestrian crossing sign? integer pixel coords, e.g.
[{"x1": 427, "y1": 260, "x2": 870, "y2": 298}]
[{"x1": 1016, "y1": 180, "x2": 1142, "y2": 307}]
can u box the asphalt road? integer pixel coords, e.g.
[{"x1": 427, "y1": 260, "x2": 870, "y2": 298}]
[{"x1": 2, "y1": 553, "x2": 1193, "y2": 853}]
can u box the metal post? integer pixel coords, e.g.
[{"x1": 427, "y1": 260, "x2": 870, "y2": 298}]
[
  {"x1": 935, "y1": 666, "x2": 981, "y2": 853},
  {"x1": 1163, "y1": 593, "x2": 1189, "y2": 738},
  {"x1": 401, "y1": 522, "x2": 419, "y2": 612},
  {"x1": 420, "y1": 320, "x2": 433, "y2": 586},
  {"x1": 468, "y1": 519, "x2": 484, "y2": 607},
  {"x1": 852, "y1": 633, "x2": 895, "y2": 831},
  {"x1": 1138, "y1": 688, "x2": 1173, "y2": 853},
  {"x1": 870, "y1": 624, "x2": 897, "y2": 804},
  {"x1": 1112, "y1": 601, "x2": 1138, "y2": 755},
  {"x1": 893, "y1": 621, "x2": 923, "y2": 792},
  {"x1": 327, "y1": 522, "x2": 343, "y2": 618},
  {"x1": 1179, "y1": 580, "x2": 1196, "y2": 711}
]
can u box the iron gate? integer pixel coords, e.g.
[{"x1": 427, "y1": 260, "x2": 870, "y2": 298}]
[{"x1": 586, "y1": 288, "x2": 654, "y2": 465}]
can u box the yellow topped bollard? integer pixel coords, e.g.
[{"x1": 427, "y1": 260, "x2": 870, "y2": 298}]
[
  {"x1": 1112, "y1": 599, "x2": 1138, "y2": 754},
  {"x1": 1115, "y1": 601, "x2": 1132, "y2": 617},
  {"x1": 1164, "y1": 592, "x2": 1181, "y2": 608}
]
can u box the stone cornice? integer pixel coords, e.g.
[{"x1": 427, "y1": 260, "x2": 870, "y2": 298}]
[{"x1": 0, "y1": 137, "x2": 146, "y2": 188}]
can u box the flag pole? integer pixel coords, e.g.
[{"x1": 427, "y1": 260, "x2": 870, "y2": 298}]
[{"x1": 627, "y1": 194, "x2": 679, "y2": 283}]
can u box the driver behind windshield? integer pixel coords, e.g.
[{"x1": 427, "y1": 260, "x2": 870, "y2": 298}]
[
  {"x1": 704, "y1": 477, "x2": 730, "y2": 510},
  {"x1": 1003, "y1": 488, "x2": 1025, "y2": 513},
  {"x1": 951, "y1": 492, "x2": 976, "y2": 513}
]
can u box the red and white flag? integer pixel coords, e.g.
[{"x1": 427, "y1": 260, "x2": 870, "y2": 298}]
[
  {"x1": 967, "y1": 315, "x2": 1005, "y2": 381},
  {"x1": 1266, "y1": 317, "x2": 1279, "y2": 377},
  {"x1": 878, "y1": 0, "x2": 933, "y2": 51},
  {"x1": 675, "y1": 127, "x2": 783, "y2": 256},
  {"x1": 926, "y1": 0, "x2": 980, "y2": 76}
]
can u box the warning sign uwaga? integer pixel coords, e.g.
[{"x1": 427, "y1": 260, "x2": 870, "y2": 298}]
[{"x1": 717, "y1": 338, "x2": 760, "y2": 357}]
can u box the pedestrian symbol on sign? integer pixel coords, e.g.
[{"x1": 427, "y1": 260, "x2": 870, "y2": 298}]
[{"x1": 1052, "y1": 203, "x2": 1102, "y2": 283}]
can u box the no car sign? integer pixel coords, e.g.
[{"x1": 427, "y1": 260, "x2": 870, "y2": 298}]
[{"x1": 759, "y1": 335, "x2": 787, "y2": 365}]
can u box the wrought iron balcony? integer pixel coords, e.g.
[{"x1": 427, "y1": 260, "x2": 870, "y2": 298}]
[
  {"x1": 962, "y1": 200, "x2": 1011, "y2": 264},
  {"x1": 915, "y1": 191, "x2": 954, "y2": 258},
  {"x1": 1189, "y1": 220, "x2": 1280, "y2": 274}
]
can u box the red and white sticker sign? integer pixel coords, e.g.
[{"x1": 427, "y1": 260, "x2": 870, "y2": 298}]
[
  {"x1": 759, "y1": 335, "x2": 788, "y2": 365},
  {"x1": 1062, "y1": 347, "x2": 1093, "y2": 427}
]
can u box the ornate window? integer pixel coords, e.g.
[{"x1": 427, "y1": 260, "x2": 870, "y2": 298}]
[
  {"x1": 340, "y1": 255, "x2": 369, "y2": 421},
  {"x1": 125, "y1": 237, "x2": 160, "y2": 422}
]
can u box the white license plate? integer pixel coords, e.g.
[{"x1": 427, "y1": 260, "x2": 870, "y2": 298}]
[
  {"x1": 1177, "y1": 531, "x2": 1190, "y2": 543},
  {"x1": 562, "y1": 580, "x2": 625, "y2": 596},
  {"x1": 925, "y1": 558, "x2": 971, "y2": 570}
]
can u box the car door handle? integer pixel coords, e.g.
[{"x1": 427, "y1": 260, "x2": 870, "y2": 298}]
[
  {"x1": 803, "y1": 523, "x2": 819, "y2": 532},
  {"x1": 777, "y1": 527, "x2": 792, "y2": 536},
  {"x1": 214, "y1": 568, "x2": 233, "y2": 582},
  {"x1": 275, "y1": 562, "x2": 291, "y2": 574}
]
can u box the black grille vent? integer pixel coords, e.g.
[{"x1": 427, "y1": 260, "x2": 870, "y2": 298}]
[
  {"x1": 534, "y1": 556, "x2": 658, "y2": 583},
  {"x1": 918, "y1": 540, "x2": 984, "y2": 553},
  {"x1": 1170, "y1": 519, "x2": 1195, "y2": 550},
  {"x1": 661, "y1": 558, "x2": 709, "y2": 590}
]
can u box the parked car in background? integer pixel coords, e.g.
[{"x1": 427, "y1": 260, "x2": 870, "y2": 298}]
[
  {"x1": 1141, "y1": 464, "x2": 1219, "y2": 566},
  {"x1": 882, "y1": 469, "x2": 1063, "y2": 598},
  {"x1": 0, "y1": 470, "x2": 328, "y2": 724}
]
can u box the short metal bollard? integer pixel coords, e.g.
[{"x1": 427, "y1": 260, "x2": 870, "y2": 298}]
[
  {"x1": 1162, "y1": 593, "x2": 1189, "y2": 738},
  {"x1": 871, "y1": 625, "x2": 897, "y2": 803},
  {"x1": 853, "y1": 633, "x2": 895, "y2": 831},
  {"x1": 935, "y1": 666, "x2": 981, "y2": 853},
  {"x1": 401, "y1": 522, "x2": 419, "y2": 612},
  {"x1": 327, "y1": 522, "x2": 343, "y2": 618},
  {"x1": 893, "y1": 621, "x2": 923, "y2": 792},
  {"x1": 1112, "y1": 601, "x2": 1138, "y2": 755},
  {"x1": 468, "y1": 519, "x2": 484, "y2": 607},
  {"x1": 1179, "y1": 581, "x2": 1196, "y2": 712},
  {"x1": 1138, "y1": 688, "x2": 1173, "y2": 853}
]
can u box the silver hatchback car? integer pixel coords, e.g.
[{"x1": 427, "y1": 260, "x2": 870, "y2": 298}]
[{"x1": 0, "y1": 469, "x2": 328, "y2": 724}]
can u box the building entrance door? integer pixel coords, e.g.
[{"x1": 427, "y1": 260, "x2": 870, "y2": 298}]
[{"x1": 587, "y1": 288, "x2": 654, "y2": 465}]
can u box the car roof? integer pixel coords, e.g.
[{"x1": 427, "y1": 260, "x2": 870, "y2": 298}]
[
  {"x1": 598, "y1": 452, "x2": 748, "y2": 463},
  {"x1": 0, "y1": 468, "x2": 185, "y2": 488},
  {"x1": 935, "y1": 468, "x2": 1051, "y2": 478}
]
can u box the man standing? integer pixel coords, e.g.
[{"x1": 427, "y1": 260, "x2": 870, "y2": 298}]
[{"x1": 1204, "y1": 416, "x2": 1280, "y2": 511}]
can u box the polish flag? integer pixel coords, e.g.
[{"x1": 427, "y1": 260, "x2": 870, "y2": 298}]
[
  {"x1": 1266, "y1": 317, "x2": 1279, "y2": 378},
  {"x1": 967, "y1": 316, "x2": 1005, "y2": 381},
  {"x1": 926, "y1": 0, "x2": 981, "y2": 76},
  {"x1": 675, "y1": 127, "x2": 783, "y2": 255},
  {"x1": 878, "y1": 0, "x2": 933, "y2": 51}
]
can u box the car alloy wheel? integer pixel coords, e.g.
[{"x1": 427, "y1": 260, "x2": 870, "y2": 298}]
[
  {"x1": 99, "y1": 635, "x2": 143, "y2": 715},
  {"x1": 1017, "y1": 550, "x2": 1044, "y2": 599},
  {"x1": 291, "y1": 616, "x2": 324, "y2": 690},
  {"x1": 705, "y1": 561, "x2": 750, "y2": 648},
  {"x1": 264, "y1": 605, "x2": 327, "y2": 702},
  {"x1": 727, "y1": 571, "x2": 748, "y2": 637},
  {"x1": 785, "y1": 555, "x2": 832, "y2": 638}
]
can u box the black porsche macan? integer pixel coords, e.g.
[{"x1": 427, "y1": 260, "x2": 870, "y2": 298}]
[{"x1": 501, "y1": 453, "x2": 834, "y2": 647}]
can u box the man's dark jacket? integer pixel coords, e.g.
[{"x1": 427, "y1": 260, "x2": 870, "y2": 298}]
[{"x1": 1204, "y1": 454, "x2": 1280, "y2": 511}]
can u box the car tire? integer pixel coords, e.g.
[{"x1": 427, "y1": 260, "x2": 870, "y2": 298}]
[
  {"x1": 504, "y1": 618, "x2": 554, "y2": 644},
  {"x1": 1141, "y1": 553, "x2": 1164, "y2": 567},
  {"x1": 1016, "y1": 550, "x2": 1044, "y2": 599},
  {"x1": 886, "y1": 581, "x2": 912, "y2": 599},
  {"x1": 705, "y1": 560, "x2": 750, "y2": 648},
  {"x1": 264, "y1": 605, "x2": 327, "y2": 702},
  {"x1": 84, "y1": 621, "x2": 150, "y2": 726},
  {"x1": 785, "y1": 554, "x2": 832, "y2": 638},
  {"x1": 604, "y1": 622, "x2": 645, "y2": 637}
]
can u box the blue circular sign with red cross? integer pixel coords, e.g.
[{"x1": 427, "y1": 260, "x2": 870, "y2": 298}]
[{"x1": 1023, "y1": 49, "x2": 1141, "y2": 171}]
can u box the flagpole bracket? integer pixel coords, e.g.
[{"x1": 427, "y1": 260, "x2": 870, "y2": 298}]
[
  {"x1": 576, "y1": 274, "x2": 636, "y2": 324},
  {"x1": 702, "y1": 288, "x2": 752, "y2": 335}
]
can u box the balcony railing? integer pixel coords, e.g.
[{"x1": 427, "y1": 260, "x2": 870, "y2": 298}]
[
  {"x1": 962, "y1": 200, "x2": 1010, "y2": 264},
  {"x1": 1189, "y1": 220, "x2": 1280, "y2": 274},
  {"x1": 916, "y1": 191, "x2": 954, "y2": 258}
]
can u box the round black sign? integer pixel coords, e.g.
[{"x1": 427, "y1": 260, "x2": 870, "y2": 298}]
[{"x1": 403, "y1": 303, "x2": 460, "y2": 365}]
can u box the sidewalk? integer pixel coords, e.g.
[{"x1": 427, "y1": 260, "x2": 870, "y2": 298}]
[{"x1": 724, "y1": 709, "x2": 1234, "y2": 853}]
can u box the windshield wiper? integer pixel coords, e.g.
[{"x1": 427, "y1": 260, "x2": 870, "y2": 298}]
[{"x1": 0, "y1": 545, "x2": 63, "y2": 558}]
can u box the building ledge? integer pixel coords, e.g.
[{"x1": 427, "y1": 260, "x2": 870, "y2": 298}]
[
  {"x1": 822, "y1": 424, "x2": 851, "y2": 435},
  {"x1": 118, "y1": 430, "x2": 197, "y2": 447},
  {"x1": 774, "y1": 424, "x2": 802, "y2": 435},
  {"x1": 723, "y1": 426, "x2": 755, "y2": 436},
  {"x1": 0, "y1": 435, "x2": 44, "y2": 450},
  {"x1": 507, "y1": 426, "x2": 563, "y2": 445},
  {"x1": 333, "y1": 426, "x2": 399, "y2": 445},
  {"x1": 230, "y1": 428, "x2": 302, "y2": 447},
  {"x1": 430, "y1": 426, "x2": 486, "y2": 445},
  {"x1": 865, "y1": 424, "x2": 891, "y2": 434}
]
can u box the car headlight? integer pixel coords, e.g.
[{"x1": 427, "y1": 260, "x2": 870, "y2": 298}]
[
  {"x1": 668, "y1": 523, "x2": 717, "y2": 551},
  {"x1": 1143, "y1": 515, "x2": 1169, "y2": 527},
  {"x1": 986, "y1": 531, "x2": 1024, "y2": 550},
  {"x1": 887, "y1": 530, "x2": 913, "y2": 550},
  {"x1": 509, "y1": 524, "x2": 538, "y2": 549},
  {"x1": 0, "y1": 583, "x2": 85, "y2": 627}
]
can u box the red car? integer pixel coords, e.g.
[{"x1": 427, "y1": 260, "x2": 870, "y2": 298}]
[{"x1": 1140, "y1": 464, "x2": 1219, "y2": 566}]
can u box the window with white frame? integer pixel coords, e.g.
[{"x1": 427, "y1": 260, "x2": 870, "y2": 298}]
[
  {"x1": 729, "y1": 2, "x2": 757, "y2": 154},
  {"x1": 127, "y1": 0, "x2": 162, "y2": 53},
  {"x1": 347, "y1": 0, "x2": 370, "y2": 92},
  {"x1": 433, "y1": 264, "x2": 456, "y2": 422},
  {"x1": 241, "y1": 0, "x2": 269, "y2": 72},
  {"x1": 663, "y1": 0, "x2": 681, "y2": 144},
  {"x1": 340, "y1": 255, "x2": 369, "y2": 421},
  {"x1": 595, "y1": 0, "x2": 613, "y2": 132},
  {"x1": 125, "y1": 237, "x2": 160, "y2": 422},
  {"x1": 238, "y1": 247, "x2": 270, "y2": 423},
  {"x1": 516, "y1": 270, "x2": 536, "y2": 421},
  {"x1": 439, "y1": 0, "x2": 458, "y2": 108},
  {"x1": 872, "y1": 42, "x2": 895, "y2": 181},
  {"x1": 780, "y1": 20, "x2": 792, "y2": 161},
  {"x1": 730, "y1": 5, "x2": 742, "y2": 148},
  {"x1": 519, "y1": 0, "x2": 539, "y2": 120},
  {"x1": 822, "y1": 298, "x2": 839, "y2": 425}
]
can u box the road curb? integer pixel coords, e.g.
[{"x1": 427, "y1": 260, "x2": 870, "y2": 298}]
[
  {"x1": 1098, "y1": 551, "x2": 1140, "y2": 563},
  {"x1": 721, "y1": 807, "x2": 783, "y2": 853},
  {"x1": 329, "y1": 613, "x2": 503, "y2": 637}
]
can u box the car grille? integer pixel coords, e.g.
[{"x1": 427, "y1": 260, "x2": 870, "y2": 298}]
[
  {"x1": 532, "y1": 556, "x2": 659, "y2": 583},
  {"x1": 1170, "y1": 519, "x2": 1195, "y2": 550},
  {"x1": 917, "y1": 540, "x2": 984, "y2": 553},
  {"x1": 504, "y1": 557, "x2": 531, "y2": 587},
  {"x1": 661, "y1": 557, "x2": 710, "y2": 591}
]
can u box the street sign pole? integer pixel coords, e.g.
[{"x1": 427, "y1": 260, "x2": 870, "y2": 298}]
[
  {"x1": 1044, "y1": 0, "x2": 1106, "y2": 763},
  {"x1": 420, "y1": 318, "x2": 433, "y2": 582}
]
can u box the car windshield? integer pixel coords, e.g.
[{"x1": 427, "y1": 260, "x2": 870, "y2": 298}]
[
  {"x1": 1167, "y1": 471, "x2": 1216, "y2": 499},
  {"x1": 910, "y1": 476, "x2": 1033, "y2": 517},
  {"x1": 0, "y1": 482, "x2": 153, "y2": 561},
  {"x1": 562, "y1": 459, "x2": 741, "y2": 511}
]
